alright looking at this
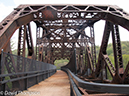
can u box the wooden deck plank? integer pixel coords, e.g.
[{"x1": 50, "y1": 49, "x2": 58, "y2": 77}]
[{"x1": 16, "y1": 70, "x2": 70, "y2": 96}]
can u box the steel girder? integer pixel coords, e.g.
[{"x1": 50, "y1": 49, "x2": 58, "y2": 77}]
[
  {"x1": 0, "y1": 4, "x2": 129, "y2": 85},
  {"x1": 1, "y1": 5, "x2": 129, "y2": 52}
]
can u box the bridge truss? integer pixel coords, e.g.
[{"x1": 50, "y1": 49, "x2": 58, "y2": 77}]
[{"x1": 0, "y1": 4, "x2": 129, "y2": 94}]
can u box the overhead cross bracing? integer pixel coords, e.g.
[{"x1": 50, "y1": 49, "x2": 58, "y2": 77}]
[
  {"x1": 1, "y1": 4, "x2": 129, "y2": 53},
  {"x1": 0, "y1": 4, "x2": 129, "y2": 95}
]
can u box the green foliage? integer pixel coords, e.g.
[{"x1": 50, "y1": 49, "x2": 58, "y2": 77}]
[
  {"x1": 95, "y1": 41, "x2": 129, "y2": 80},
  {"x1": 5, "y1": 76, "x2": 12, "y2": 89},
  {"x1": 96, "y1": 41, "x2": 129, "y2": 64},
  {"x1": 121, "y1": 41, "x2": 129, "y2": 54},
  {"x1": 11, "y1": 41, "x2": 129, "y2": 71},
  {"x1": 107, "y1": 43, "x2": 113, "y2": 56},
  {"x1": 123, "y1": 54, "x2": 129, "y2": 69},
  {"x1": 106, "y1": 41, "x2": 129, "y2": 65},
  {"x1": 106, "y1": 68, "x2": 113, "y2": 80},
  {"x1": 10, "y1": 39, "x2": 15, "y2": 51},
  {"x1": 96, "y1": 45, "x2": 100, "y2": 59},
  {"x1": 12, "y1": 49, "x2": 17, "y2": 55},
  {"x1": 54, "y1": 59, "x2": 69, "y2": 69}
]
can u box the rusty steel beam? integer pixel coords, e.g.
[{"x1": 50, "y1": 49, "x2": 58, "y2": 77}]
[
  {"x1": 17, "y1": 25, "x2": 26, "y2": 57},
  {"x1": 95, "y1": 21, "x2": 111, "y2": 77},
  {"x1": 0, "y1": 4, "x2": 129, "y2": 53},
  {"x1": 26, "y1": 23, "x2": 34, "y2": 59},
  {"x1": 112, "y1": 25, "x2": 124, "y2": 74},
  {"x1": 122, "y1": 62, "x2": 129, "y2": 83},
  {"x1": 102, "y1": 54, "x2": 115, "y2": 77},
  {"x1": 90, "y1": 25, "x2": 96, "y2": 71},
  {"x1": 36, "y1": 27, "x2": 41, "y2": 60},
  {"x1": 0, "y1": 4, "x2": 129, "y2": 93}
]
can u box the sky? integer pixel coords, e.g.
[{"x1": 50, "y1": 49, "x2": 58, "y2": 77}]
[{"x1": 0, "y1": 0, "x2": 129, "y2": 47}]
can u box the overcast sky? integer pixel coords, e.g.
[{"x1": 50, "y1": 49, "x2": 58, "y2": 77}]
[{"x1": 0, "y1": 0, "x2": 129, "y2": 47}]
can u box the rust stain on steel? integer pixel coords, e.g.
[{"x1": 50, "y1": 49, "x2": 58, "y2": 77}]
[
  {"x1": 1, "y1": 5, "x2": 129, "y2": 93},
  {"x1": 17, "y1": 70, "x2": 70, "y2": 96},
  {"x1": 42, "y1": 8, "x2": 54, "y2": 19}
]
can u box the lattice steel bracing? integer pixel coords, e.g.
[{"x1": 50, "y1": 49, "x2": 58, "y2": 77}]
[
  {"x1": 90, "y1": 26, "x2": 96, "y2": 70},
  {"x1": 0, "y1": 4, "x2": 129, "y2": 85},
  {"x1": 17, "y1": 24, "x2": 34, "y2": 72},
  {"x1": 2, "y1": 51, "x2": 20, "y2": 89},
  {"x1": 95, "y1": 21, "x2": 112, "y2": 77},
  {"x1": 18, "y1": 25, "x2": 26, "y2": 57},
  {"x1": 26, "y1": 23, "x2": 34, "y2": 58},
  {"x1": 112, "y1": 25, "x2": 123, "y2": 74},
  {"x1": 18, "y1": 23, "x2": 34, "y2": 58},
  {"x1": 36, "y1": 27, "x2": 41, "y2": 60},
  {"x1": 102, "y1": 54, "x2": 115, "y2": 77}
]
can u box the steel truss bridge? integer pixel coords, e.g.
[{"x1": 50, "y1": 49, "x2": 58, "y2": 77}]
[{"x1": 0, "y1": 4, "x2": 129, "y2": 96}]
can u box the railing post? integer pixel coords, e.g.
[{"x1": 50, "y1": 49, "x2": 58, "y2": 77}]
[
  {"x1": 46, "y1": 65, "x2": 48, "y2": 79},
  {"x1": 1, "y1": 83, "x2": 5, "y2": 96},
  {"x1": 48, "y1": 70, "x2": 50, "y2": 77},
  {"x1": 44, "y1": 64, "x2": 46, "y2": 79},
  {"x1": 51, "y1": 69, "x2": 53, "y2": 76},
  {"x1": 47, "y1": 70, "x2": 49, "y2": 78},
  {"x1": 36, "y1": 72, "x2": 39, "y2": 84},
  {"x1": 41, "y1": 71, "x2": 43, "y2": 81},
  {"x1": 25, "y1": 73, "x2": 28, "y2": 90},
  {"x1": 42, "y1": 71, "x2": 44, "y2": 81},
  {"x1": 74, "y1": 48, "x2": 77, "y2": 74},
  {"x1": 46, "y1": 70, "x2": 48, "y2": 79},
  {"x1": 0, "y1": 49, "x2": 3, "y2": 75},
  {"x1": 0, "y1": 49, "x2": 5, "y2": 96}
]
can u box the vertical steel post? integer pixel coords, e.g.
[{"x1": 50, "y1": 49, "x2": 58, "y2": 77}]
[
  {"x1": 90, "y1": 25, "x2": 96, "y2": 71},
  {"x1": 95, "y1": 21, "x2": 111, "y2": 77},
  {"x1": 111, "y1": 24, "x2": 123, "y2": 83},
  {"x1": 111, "y1": 24, "x2": 119, "y2": 75},
  {"x1": 25, "y1": 73, "x2": 28, "y2": 90},
  {"x1": 36, "y1": 27, "x2": 40, "y2": 60},
  {"x1": 74, "y1": 48, "x2": 77, "y2": 74},
  {"x1": 26, "y1": 23, "x2": 34, "y2": 58}
]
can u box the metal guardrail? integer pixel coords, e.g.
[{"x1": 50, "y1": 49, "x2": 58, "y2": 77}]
[
  {"x1": 62, "y1": 68, "x2": 82, "y2": 96},
  {"x1": 0, "y1": 51, "x2": 56, "y2": 96},
  {"x1": 62, "y1": 68, "x2": 129, "y2": 96}
]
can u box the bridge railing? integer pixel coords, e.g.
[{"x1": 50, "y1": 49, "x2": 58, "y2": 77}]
[
  {"x1": 62, "y1": 68, "x2": 129, "y2": 95},
  {"x1": 0, "y1": 51, "x2": 56, "y2": 95},
  {"x1": 62, "y1": 68, "x2": 82, "y2": 96}
]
